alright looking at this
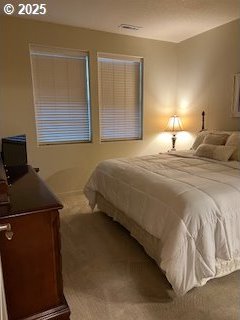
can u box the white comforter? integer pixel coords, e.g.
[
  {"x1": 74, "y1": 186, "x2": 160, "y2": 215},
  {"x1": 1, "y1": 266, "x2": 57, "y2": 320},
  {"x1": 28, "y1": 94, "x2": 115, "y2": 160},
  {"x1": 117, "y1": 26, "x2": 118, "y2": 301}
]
[{"x1": 84, "y1": 152, "x2": 240, "y2": 295}]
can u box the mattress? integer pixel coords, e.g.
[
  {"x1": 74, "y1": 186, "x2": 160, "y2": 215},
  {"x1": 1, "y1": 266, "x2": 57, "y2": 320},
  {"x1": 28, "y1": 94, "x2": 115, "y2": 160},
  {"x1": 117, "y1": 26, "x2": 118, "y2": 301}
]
[{"x1": 84, "y1": 152, "x2": 240, "y2": 295}]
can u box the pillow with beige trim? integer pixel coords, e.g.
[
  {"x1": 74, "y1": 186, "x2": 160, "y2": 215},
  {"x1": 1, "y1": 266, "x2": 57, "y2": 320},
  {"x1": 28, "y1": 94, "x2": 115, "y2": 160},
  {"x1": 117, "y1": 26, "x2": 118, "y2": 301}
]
[
  {"x1": 191, "y1": 131, "x2": 209, "y2": 150},
  {"x1": 194, "y1": 144, "x2": 236, "y2": 161},
  {"x1": 202, "y1": 133, "x2": 229, "y2": 145},
  {"x1": 225, "y1": 132, "x2": 240, "y2": 161}
]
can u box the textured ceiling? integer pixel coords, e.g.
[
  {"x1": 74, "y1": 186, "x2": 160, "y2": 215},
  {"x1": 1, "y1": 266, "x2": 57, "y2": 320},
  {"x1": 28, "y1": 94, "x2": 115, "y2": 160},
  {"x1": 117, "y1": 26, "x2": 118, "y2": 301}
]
[{"x1": 2, "y1": 0, "x2": 240, "y2": 42}]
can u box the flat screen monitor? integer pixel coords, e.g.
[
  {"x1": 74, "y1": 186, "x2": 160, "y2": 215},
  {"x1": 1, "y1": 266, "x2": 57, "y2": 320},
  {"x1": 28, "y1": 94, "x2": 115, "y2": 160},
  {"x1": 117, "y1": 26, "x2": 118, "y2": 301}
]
[{"x1": 1, "y1": 135, "x2": 27, "y2": 167}]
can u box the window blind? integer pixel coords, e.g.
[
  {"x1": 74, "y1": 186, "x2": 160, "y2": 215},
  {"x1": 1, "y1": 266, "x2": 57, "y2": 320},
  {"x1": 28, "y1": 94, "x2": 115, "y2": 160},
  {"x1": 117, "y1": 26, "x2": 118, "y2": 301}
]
[
  {"x1": 98, "y1": 53, "x2": 143, "y2": 141},
  {"x1": 30, "y1": 45, "x2": 91, "y2": 145}
]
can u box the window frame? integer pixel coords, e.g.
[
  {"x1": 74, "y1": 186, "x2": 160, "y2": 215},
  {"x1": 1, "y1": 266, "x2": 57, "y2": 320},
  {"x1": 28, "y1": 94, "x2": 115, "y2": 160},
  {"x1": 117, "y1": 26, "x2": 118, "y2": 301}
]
[
  {"x1": 97, "y1": 52, "x2": 144, "y2": 142},
  {"x1": 29, "y1": 44, "x2": 92, "y2": 146}
]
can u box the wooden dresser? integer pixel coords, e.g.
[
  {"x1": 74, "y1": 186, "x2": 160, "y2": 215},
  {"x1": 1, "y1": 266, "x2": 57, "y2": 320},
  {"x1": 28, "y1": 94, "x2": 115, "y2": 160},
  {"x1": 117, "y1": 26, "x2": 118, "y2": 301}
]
[{"x1": 0, "y1": 159, "x2": 70, "y2": 320}]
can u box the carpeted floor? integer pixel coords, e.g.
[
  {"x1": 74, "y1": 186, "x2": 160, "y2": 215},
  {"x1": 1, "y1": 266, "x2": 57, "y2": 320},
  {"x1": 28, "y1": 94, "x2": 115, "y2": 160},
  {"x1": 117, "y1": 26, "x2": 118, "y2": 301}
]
[{"x1": 60, "y1": 193, "x2": 240, "y2": 320}]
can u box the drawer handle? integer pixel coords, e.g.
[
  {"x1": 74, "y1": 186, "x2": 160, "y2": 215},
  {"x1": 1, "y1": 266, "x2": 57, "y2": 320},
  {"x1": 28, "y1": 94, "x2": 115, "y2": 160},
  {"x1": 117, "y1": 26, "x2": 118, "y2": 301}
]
[{"x1": 0, "y1": 224, "x2": 14, "y2": 241}]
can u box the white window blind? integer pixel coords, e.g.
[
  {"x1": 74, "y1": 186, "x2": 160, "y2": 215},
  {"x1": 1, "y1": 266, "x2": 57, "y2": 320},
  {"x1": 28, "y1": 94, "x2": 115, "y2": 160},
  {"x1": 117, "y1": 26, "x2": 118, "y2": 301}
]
[
  {"x1": 30, "y1": 45, "x2": 91, "y2": 145},
  {"x1": 98, "y1": 53, "x2": 143, "y2": 141}
]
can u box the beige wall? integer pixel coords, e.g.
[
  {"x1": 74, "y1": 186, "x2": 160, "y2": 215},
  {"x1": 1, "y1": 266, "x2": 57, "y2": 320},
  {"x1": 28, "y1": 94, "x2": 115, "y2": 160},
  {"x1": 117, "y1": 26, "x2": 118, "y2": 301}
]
[
  {"x1": 0, "y1": 17, "x2": 239, "y2": 193},
  {"x1": 0, "y1": 16, "x2": 179, "y2": 193},
  {"x1": 177, "y1": 19, "x2": 240, "y2": 131}
]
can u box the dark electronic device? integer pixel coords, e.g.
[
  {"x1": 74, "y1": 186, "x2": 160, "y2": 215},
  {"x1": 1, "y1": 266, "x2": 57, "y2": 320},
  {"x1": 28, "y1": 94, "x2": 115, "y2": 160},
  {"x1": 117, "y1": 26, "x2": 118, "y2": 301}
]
[{"x1": 1, "y1": 134, "x2": 27, "y2": 167}]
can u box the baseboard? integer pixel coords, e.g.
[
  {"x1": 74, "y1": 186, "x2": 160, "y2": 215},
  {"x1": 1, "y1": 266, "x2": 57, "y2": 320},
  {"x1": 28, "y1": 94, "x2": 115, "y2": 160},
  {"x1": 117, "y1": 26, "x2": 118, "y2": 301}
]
[
  {"x1": 57, "y1": 188, "x2": 84, "y2": 197},
  {"x1": 22, "y1": 301, "x2": 70, "y2": 320}
]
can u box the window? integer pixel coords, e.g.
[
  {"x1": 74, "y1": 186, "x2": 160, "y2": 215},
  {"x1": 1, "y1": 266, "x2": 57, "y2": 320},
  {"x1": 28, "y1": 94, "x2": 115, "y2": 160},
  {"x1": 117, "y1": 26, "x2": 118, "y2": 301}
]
[
  {"x1": 30, "y1": 45, "x2": 91, "y2": 145},
  {"x1": 98, "y1": 53, "x2": 143, "y2": 141}
]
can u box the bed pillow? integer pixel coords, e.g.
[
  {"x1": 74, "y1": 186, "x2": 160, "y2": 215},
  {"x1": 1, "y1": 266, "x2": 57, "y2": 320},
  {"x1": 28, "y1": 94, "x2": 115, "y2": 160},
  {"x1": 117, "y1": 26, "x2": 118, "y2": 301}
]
[
  {"x1": 202, "y1": 133, "x2": 229, "y2": 145},
  {"x1": 191, "y1": 131, "x2": 209, "y2": 150},
  {"x1": 194, "y1": 144, "x2": 236, "y2": 161},
  {"x1": 225, "y1": 132, "x2": 240, "y2": 161}
]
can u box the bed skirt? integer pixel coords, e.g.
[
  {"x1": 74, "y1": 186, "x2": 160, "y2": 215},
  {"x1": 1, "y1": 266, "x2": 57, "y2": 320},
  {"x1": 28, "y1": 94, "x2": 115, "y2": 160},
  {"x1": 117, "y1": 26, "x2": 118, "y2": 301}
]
[
  {"x1": 96, "y1": 192, "x2": 240, "y2": 293},
  {"x1": 96, "y1": 193, "x2": 167, "y2": 275}
]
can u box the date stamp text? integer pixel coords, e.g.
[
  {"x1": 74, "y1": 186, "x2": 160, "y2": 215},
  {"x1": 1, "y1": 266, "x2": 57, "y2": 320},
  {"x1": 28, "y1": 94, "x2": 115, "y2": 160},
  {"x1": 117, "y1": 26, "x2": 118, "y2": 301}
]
[{"x1": 4, "y1": 3, "x2": 47, "y2": 15}]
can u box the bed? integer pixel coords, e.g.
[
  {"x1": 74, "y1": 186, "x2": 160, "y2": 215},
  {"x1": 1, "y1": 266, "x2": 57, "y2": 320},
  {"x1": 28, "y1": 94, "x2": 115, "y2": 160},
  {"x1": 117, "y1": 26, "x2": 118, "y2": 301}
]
[{"x1": 84, "y1": 131, "x2": 240, "y2": 295}]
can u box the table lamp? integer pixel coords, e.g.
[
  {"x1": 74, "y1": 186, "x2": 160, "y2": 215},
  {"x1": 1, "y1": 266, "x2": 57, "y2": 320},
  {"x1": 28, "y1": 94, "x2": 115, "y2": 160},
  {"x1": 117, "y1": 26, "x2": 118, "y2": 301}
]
[{"x1": 165, "y1": 115, "x2": 183, "y2": 151}]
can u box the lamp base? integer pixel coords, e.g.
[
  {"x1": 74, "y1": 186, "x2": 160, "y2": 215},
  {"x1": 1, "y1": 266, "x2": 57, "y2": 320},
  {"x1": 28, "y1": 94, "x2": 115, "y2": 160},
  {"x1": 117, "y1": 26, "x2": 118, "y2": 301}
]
[{"x1": 171, "y1": 134, "x2": 177, "y2": 151}]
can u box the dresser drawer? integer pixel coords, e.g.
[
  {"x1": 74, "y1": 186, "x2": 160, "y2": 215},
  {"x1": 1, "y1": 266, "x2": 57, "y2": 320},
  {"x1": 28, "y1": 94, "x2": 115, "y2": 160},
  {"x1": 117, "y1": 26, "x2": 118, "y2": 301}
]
[{"x1": 0, "y1": 210, "x2": 66, "y2": 320}]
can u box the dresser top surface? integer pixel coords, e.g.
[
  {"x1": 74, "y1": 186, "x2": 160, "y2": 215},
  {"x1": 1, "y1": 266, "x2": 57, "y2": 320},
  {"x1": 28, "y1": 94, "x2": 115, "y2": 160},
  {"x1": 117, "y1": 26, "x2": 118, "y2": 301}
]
[{"x1": 0, "y1": 165, "x2": 62, "y2": 218}]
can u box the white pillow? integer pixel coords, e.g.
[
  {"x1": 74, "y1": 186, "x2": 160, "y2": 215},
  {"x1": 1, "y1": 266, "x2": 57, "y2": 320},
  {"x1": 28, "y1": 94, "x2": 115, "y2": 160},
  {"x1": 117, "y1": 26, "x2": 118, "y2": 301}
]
[
  {"x1": 225, "y1": 132, "x2": 240, "y2": 161},
  {"x1": 191, "y1": 131, "x2": 209, "y2": 150},
  {"x1": 194, "y1": 144, "x2": 236, "y2": 161}
]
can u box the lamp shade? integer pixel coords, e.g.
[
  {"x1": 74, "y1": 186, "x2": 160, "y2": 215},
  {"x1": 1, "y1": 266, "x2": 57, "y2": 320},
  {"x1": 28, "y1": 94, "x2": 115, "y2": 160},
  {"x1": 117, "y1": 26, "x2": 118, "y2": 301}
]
[{"x1": 166, "y1": 115, "x2": 183, "y2": 132}]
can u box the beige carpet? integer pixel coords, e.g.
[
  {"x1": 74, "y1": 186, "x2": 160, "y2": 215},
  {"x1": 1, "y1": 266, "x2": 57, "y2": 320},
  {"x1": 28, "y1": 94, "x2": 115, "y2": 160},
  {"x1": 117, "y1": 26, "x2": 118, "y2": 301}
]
[{"x1": 60, "y1": 193, "x2": 240, "y2": 320}]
